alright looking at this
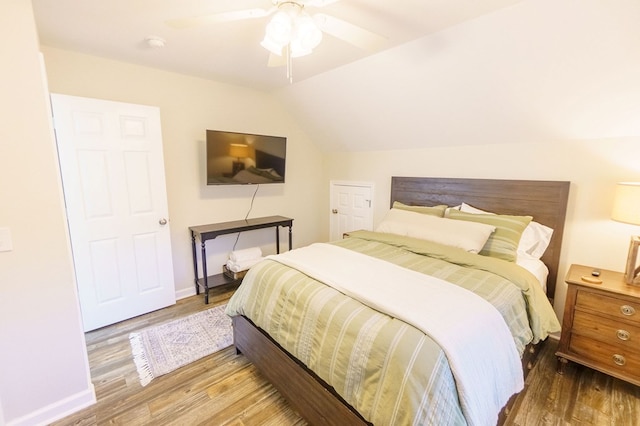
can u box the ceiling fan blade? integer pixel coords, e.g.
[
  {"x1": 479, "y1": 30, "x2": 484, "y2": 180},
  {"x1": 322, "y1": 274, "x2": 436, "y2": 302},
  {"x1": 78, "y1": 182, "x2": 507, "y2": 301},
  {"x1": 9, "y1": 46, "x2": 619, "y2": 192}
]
[
  {"x1": 166, "y1": 8, "x2": 274, "y2": 29},
  {"x1": 313, "y1": 13, "x2": 388, "y2": 51},
  {"x1": 267, "y1": 53, "x2": 286, "y2": 67},
  {"x1": 307, "y1": 0, "x2": 342, "y2": 7}
]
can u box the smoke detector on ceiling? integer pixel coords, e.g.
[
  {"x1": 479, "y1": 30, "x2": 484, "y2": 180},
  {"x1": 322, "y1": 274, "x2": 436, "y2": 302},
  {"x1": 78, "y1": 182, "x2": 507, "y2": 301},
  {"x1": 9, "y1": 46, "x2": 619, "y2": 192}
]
[{"x1": 145, "y1": 36, "x2": 166, "y2": 48}]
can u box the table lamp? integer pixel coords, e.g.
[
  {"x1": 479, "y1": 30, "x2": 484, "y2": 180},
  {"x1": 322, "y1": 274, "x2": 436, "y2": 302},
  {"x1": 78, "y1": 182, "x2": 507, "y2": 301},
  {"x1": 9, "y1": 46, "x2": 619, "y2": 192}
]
[
  {"x1": 229, "y1": 143, "x2": 249, "y2": 175},
  {"x1": 611, "y1": 182, "x2": 640, "y2": 284}
]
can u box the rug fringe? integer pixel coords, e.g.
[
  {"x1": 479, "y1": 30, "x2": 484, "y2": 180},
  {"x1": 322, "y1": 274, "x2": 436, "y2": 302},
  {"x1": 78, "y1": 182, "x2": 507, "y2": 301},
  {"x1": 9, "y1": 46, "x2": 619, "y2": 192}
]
[
  {"x1": 127, "y1": 305, "x2": 231, "y2": 387},
  {"x1": 129, "y1": 332, "x2": 155, "y2": 387}
]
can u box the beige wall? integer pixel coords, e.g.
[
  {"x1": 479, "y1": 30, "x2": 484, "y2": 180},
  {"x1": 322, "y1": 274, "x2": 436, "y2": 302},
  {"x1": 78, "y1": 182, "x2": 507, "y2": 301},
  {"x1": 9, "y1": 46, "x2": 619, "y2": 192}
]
[
  {"x1": 0, "y1": 2, "x2": 93, "y2": 424},
  {"x1": 41, "y1": 46, "x2": 327, "y2": 299},
  {"x1": 325, "y1": 138, "x2": 640, "y2": 321}
]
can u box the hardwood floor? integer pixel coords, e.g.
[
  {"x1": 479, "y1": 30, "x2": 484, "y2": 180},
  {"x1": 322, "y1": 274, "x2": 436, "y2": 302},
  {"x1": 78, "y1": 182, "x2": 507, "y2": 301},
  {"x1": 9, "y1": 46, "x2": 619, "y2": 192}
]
[
  {"x1": 505, "y1": 338, "x2": 640, "y2": 425},
  {"x1": 52, "y1": 286, "x2": 305, "y2": 426},
  {"x1": 53, "y1": 288, "x2": 639, "y2": 425}
]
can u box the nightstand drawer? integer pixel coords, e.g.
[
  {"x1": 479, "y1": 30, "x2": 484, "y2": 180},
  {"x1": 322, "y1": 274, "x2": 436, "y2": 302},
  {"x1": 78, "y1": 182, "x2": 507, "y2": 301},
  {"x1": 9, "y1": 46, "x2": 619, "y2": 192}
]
[
  {"x1": 569, "y1": 334, "x2": 640, "y2": 381},
  {"x1": 576, "y1": 290, "x2": 640, "y2": 325},
  {"x1": 558, "y1": 265, "x2": 640, "y2": 386},
  {"x1": 572, "y1": 310, "x2": 640, "y2": 352}
]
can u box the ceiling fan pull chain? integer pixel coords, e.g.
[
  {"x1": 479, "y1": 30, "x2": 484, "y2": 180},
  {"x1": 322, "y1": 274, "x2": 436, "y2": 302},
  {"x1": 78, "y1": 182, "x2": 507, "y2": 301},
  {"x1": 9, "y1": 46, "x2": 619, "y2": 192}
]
[{"x1": 286, "y1": 44, "x2": 293, "y2": 84}]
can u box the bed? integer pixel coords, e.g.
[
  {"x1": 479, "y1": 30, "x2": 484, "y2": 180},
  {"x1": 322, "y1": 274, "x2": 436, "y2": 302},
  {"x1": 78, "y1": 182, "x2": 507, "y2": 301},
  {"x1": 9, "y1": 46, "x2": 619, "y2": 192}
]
[
  {"x1": 207, "y1": 149, "x2": 285, "y2": 184},
  {"x1": 226, "y1": 177, "x2": 570, "y2": 425}
]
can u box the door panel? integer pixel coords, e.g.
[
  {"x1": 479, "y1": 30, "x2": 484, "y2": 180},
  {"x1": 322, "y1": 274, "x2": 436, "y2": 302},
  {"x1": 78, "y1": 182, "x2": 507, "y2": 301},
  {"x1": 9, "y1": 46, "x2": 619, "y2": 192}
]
[
  {"x1": 133, "y1": 233, "x2": 162, "y2": 293},
  {"x1": 330, "y1": 182, "x2": 373, "y2": 241},
  {"x1": 90, "y1": 238, "x2": 122, "y2": 302},
  {"x1": 52, "y1": 94, "x2": 175, "y2": 331}
]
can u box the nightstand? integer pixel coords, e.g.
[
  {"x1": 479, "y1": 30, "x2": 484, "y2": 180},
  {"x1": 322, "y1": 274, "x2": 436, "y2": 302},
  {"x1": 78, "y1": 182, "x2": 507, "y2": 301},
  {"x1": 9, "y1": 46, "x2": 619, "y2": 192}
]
[{"x1": 556, "y1": 264, "x2": 640, "y2": 386}]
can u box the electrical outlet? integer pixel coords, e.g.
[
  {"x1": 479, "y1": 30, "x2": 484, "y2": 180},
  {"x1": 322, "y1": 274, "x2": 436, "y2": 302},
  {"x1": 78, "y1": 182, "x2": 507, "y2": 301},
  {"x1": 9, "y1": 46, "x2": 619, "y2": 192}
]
[{"x1": 0, "y1": 227, "x2": 13, "y2": 252}]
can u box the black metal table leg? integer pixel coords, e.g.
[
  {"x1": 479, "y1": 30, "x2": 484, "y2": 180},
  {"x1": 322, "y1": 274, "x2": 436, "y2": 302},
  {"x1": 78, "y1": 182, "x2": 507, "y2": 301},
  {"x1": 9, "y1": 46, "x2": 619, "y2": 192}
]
[
  {"x1": 200, "y1": 240, "x2": 209, "y2": 304},
  {"x1": 191, "y1": 231, "x2": 199, "y2": 295}
]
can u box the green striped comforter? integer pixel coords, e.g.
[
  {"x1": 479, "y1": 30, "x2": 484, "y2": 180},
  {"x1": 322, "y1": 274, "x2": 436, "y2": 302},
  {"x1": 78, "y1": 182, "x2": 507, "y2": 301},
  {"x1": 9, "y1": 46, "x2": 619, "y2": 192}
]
[{"x1": 226, "y1": 231, "x2": 561, "y2": 425}]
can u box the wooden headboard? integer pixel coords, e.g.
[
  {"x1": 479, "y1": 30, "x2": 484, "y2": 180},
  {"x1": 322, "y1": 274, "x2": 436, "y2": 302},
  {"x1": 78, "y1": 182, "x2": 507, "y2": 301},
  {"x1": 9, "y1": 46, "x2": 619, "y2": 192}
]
[
  {"x1": 255, "y1": 149, "x2": 286, "y2": 179},
  {"x1": 390, "y1": 177, "x2": 570, "y2": 300}
]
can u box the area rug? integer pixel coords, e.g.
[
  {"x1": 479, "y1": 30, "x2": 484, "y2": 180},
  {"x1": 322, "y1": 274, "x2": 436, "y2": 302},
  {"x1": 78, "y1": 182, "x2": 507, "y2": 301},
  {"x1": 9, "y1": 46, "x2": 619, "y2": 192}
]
[{"x1": 129, "y1": 304, "x2": 233, "y2": 386}]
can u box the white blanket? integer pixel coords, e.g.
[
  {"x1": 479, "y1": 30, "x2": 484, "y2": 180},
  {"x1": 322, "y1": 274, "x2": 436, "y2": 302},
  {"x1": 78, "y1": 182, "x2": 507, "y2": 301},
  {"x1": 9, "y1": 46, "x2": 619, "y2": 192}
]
[{"x1": 269, "y1": 243, "x2": 523, "y2": 426}]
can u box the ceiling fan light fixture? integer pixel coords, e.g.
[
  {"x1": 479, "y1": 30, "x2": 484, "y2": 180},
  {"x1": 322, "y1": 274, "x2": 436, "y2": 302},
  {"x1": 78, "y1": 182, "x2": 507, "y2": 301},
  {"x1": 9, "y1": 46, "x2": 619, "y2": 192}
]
[
  {"x1": 260, "y1": 1, "x2": 329, "y2": 81},
  {"x1": 261, "y1": 9, "x2": 294, "y2": 56},
  {"x1": 260, "y1": 37, "x2": 285, "y2": 56},
  {"x1": 289, "y1": 44, "x2": 312, "y2": 58},
  {"x1": 291, "y1": 13, "x2": 322, "y2": 54},
  {"x1": 262, "y1": 3, "x2": 322, "y2": 58},
  {"x1": 264, "y1": 10, "x2": 293, "y2": 43}
]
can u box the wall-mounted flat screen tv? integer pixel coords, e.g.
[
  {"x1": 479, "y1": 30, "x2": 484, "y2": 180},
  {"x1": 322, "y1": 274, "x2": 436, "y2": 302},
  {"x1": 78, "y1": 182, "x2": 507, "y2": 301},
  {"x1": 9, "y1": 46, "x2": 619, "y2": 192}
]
[{"x1": 206, "y1": 129, "x2": 287, "y2": 185}]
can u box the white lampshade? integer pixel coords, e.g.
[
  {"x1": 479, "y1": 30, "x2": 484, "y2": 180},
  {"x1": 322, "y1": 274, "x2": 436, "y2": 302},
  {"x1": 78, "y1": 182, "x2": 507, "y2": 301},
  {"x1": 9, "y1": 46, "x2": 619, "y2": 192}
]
[
  {"x1": 612, "y1": 182, "x2": 640, "y2": 225},
  {"x1": 261, "y1": 10, "x2": 293, "y2": 55},
  {"x1": 266, "y1": 10, "x2": 292, "y2": 43},
  {"x1": 289, "y1": 13, "x2": 322, "y2": 58},
  {"x1": 229, "y1": 144, "x2": 249, "y2": 159}
]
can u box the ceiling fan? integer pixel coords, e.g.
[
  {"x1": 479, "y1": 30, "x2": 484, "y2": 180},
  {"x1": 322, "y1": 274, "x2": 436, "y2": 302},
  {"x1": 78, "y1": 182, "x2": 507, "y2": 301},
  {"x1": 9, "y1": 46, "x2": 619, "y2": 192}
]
[{"x1": 165, "y1": 0, "x2": 387, "y2": 81}]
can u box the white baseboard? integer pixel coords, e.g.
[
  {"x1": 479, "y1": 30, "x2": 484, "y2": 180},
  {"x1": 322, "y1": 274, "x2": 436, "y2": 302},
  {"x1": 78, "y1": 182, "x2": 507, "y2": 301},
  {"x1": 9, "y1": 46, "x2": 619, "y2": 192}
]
[
  {"x1": 175, "y1": 286, "x2": 196, "y2": 301},
  {"x1": 7, "y1": 385, "x2": 95, "y2": 426}
]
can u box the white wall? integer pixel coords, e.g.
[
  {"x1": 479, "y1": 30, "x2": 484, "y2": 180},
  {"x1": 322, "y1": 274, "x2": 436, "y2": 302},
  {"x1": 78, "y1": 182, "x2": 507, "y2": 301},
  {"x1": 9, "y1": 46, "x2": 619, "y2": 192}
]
[
  {"x1": 0, "y1": 2, "x2": 94, "y2": 425},
  {"x1": 41, "y1": 46, "x2": 327, "y2": 300}
]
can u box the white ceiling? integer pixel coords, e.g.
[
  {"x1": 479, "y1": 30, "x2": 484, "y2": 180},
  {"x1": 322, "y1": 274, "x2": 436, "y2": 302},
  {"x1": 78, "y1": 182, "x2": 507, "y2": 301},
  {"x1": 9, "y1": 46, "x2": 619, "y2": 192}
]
[{"x1": 32, "y1": 0, "x2": 523, "y2": 91}]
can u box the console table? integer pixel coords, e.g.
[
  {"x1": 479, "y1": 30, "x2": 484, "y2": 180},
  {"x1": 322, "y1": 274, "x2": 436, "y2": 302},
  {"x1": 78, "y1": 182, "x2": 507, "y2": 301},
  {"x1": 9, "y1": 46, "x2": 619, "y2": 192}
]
[{"x1": 189, "y1": 215, "x2": 293, "y2": 303}]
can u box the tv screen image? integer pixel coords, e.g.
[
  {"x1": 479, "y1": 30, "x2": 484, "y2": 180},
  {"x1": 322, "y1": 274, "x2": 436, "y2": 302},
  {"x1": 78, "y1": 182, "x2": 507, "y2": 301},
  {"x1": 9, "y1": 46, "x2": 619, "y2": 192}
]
[{"x1": 206, "y1": 130, "x2": 287, "y2": 185}]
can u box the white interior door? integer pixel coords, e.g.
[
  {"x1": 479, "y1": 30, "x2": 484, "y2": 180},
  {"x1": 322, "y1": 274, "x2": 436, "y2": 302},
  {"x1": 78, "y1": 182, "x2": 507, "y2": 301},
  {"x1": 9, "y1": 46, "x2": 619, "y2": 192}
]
[
  {"x1": 51, "y1": 94, "x2": 176, "y2": 331},
  {"x1": 330, "y1": 181, "x2": 374, "y2": 241}
]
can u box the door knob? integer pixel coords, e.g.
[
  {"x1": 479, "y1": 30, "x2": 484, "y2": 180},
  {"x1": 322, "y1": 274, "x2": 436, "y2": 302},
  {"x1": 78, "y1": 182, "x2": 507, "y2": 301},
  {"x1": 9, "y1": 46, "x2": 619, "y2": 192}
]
[
  {"x1": 159, "y1": 218, "x2": 168, "y2": 225},
  {"x1": 332, "y1": 209, "x2": 338, "y2": 214}
]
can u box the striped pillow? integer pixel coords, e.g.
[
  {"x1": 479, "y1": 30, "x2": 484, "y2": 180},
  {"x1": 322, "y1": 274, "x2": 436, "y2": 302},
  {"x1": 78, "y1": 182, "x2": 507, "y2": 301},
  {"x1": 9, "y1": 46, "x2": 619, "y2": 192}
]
[
  {"x1": 447, "y1": 209, "x2": 532, "y2": 262},
  {"x1": 392, "y1": 201, "x2": 447, "y2": 217}
]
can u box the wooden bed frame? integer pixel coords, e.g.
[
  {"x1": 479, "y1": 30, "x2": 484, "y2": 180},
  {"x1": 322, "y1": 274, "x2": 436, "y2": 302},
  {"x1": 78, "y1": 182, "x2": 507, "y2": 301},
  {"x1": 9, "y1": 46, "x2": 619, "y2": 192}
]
[{"x1": 233, "y1": 177, "x2": 571, "y2": 425}]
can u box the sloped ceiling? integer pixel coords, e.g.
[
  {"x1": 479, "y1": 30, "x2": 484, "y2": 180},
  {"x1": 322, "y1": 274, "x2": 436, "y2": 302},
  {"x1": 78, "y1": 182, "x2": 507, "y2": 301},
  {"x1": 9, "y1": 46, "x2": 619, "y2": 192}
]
[
  {"x1": 33, "y1": 1, "x2": 640, "y2": 153},
  {"x1": 276, "y1": 0, "x2": 640, "y2": 151},
  {"x1": 32, "y1": 0, "x2": 523, "y2": 90}
]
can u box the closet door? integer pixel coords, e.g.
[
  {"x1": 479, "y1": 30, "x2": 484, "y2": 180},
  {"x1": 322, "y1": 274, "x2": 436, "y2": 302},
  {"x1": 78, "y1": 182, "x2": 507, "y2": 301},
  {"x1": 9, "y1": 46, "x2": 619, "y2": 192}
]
[{"x1": 329, "y1": 181, "x2": 374, "y2": 241}]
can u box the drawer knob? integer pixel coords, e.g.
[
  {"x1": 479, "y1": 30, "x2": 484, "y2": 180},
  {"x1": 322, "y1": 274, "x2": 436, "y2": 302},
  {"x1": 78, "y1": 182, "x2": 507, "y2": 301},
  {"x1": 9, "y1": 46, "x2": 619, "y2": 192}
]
[
  {"x1": 617, "y1": 329, "x2": 631, "y2": 341},
  {"x1": 620, "y1": 305, "x2": 636, "y2": 316},
  {"x1": 613, "y1": 354, "x2": 626, "y2": 366}
]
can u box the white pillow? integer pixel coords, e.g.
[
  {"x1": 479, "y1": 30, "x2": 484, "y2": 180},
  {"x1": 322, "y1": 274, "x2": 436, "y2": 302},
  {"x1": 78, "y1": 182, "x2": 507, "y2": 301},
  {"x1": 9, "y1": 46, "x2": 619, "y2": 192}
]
[
  {"x1": 519, "y1": 222, "x2": 554, "y2": 259},
  {"x1": 458, "y1": 203, "x2": 487, "y2": 215},
  {"x1": 459, "y1": 203, "x2": 553, "y2": 259},
  {"x1": 376, "y1": 208, "x2": 495, "y2": 253},
  {"x1": 516, "y1": 251, "x2": 549, "y2": 292}
]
